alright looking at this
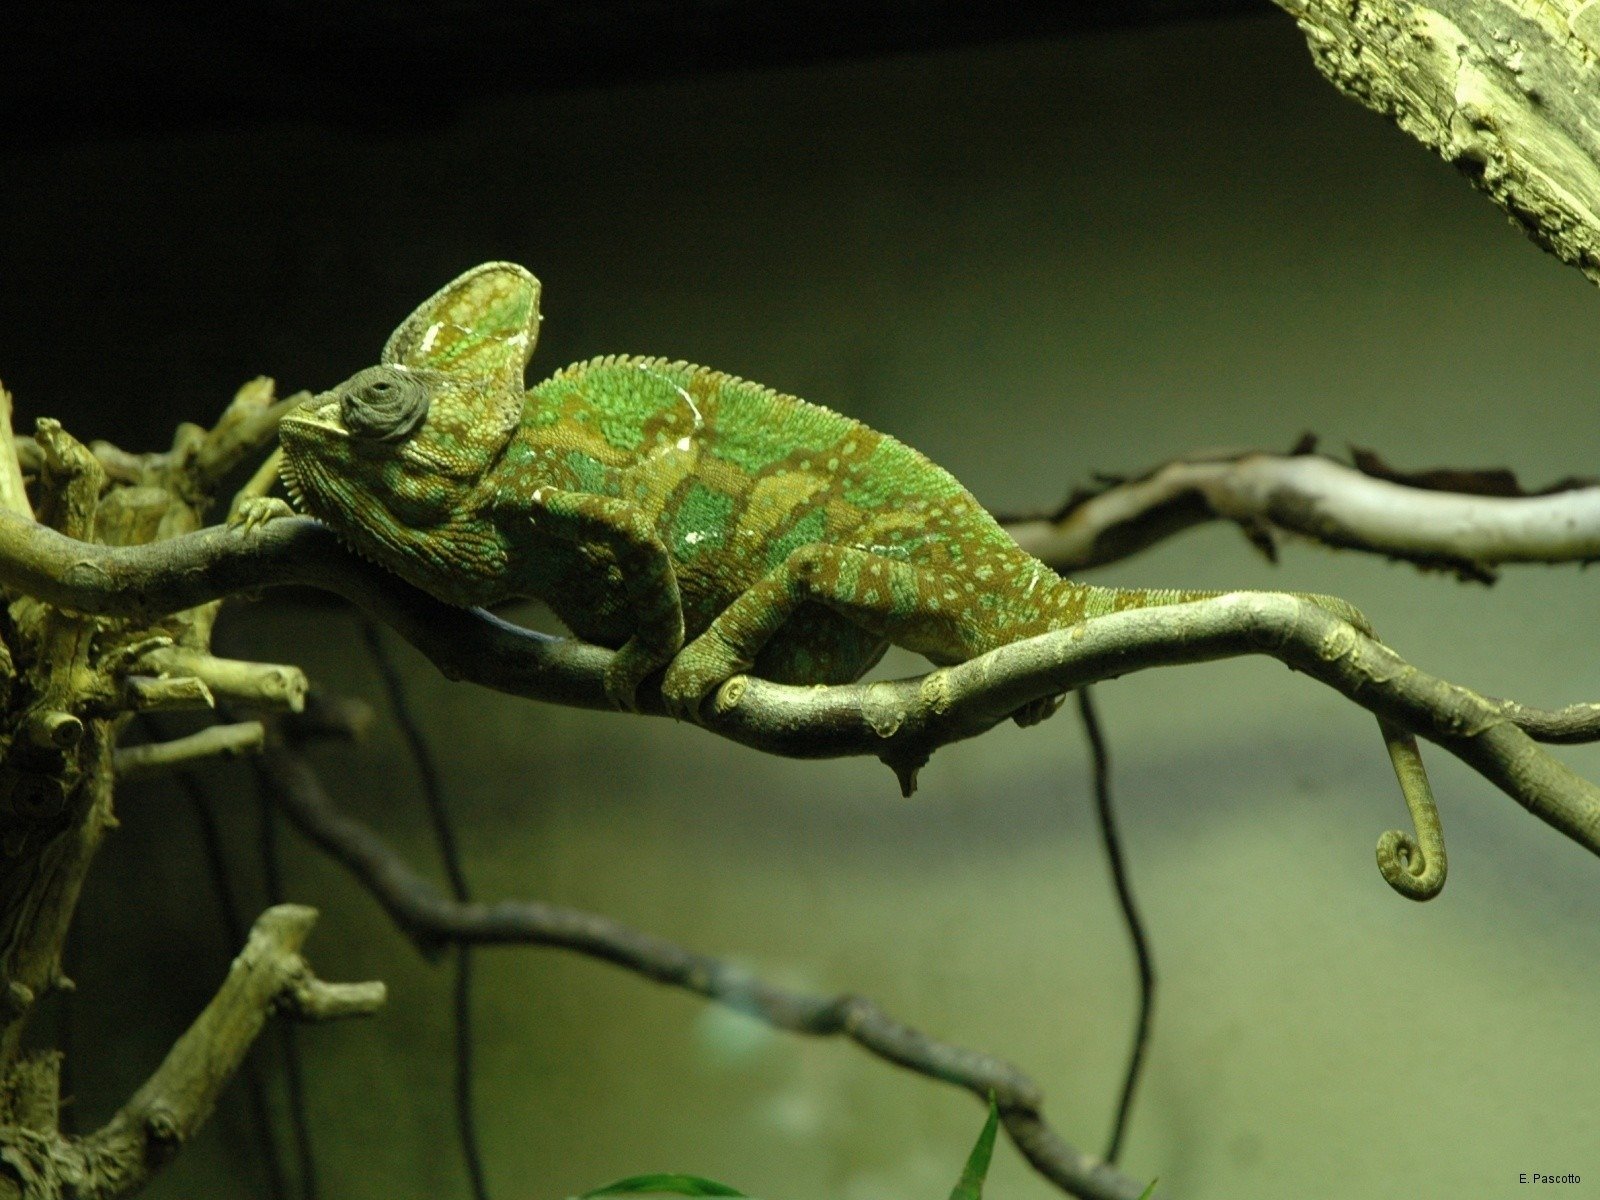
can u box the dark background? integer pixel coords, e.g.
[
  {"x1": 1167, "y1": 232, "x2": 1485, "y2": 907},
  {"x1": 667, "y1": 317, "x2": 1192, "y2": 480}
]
[{"x1": 2, "y1": 1, "x2": 1263, "y2": 453}]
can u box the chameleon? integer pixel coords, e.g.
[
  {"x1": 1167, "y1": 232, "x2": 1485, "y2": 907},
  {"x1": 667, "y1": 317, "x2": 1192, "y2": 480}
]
[{"x1": 256, "y1": 261, "x2": 1445, "y2": 900}]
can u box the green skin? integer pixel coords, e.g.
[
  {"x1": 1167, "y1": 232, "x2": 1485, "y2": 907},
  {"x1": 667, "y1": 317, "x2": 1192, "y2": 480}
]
[{"x1": 267, "y1": 262, "x2": 1445, "y2": 898}]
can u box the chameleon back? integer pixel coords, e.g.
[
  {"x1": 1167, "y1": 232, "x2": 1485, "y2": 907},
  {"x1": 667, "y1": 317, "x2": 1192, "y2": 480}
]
[{"x1": 505, "y1": 354, "x2": 1081, "y2": 682}]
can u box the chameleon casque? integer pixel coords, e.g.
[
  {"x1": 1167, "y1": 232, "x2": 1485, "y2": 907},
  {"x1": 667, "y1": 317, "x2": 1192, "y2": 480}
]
[{"x1": 264, "y1": 261, "x2": 1444, "y2": 900}]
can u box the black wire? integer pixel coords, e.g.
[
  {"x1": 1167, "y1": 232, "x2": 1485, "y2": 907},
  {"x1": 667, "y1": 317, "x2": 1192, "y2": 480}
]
[
  {"x1": 255, "y1": 763, "x2": 319, "y2": 1200},
  {"x1": 359, "y1": 618, "x2": 490, "y2": 1200},
  {"x1": 1076, "y1": 686, "x2": 1155, "y2": 1166},
  {"x1": 138, "y1": 714, "x2": 288, "y2": 1200}
]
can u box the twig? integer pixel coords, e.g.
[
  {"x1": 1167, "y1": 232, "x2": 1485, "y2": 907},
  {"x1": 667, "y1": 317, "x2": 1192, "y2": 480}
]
[
  {"x1": 2, "y1": 513, "x2": 1600, "y2": 890},
  {"x1": 0, "y1": 383, "x2": 34, "y2": 519},
  {"x1": 252, "y1": 732, "x2": 1150, "y2": 1200},
  {"x1": 136, "y1": 645, "x2": 307, "y2": 713},
  {"x1": 112, "y1": 721, "x2": 265, "y2": 780}
]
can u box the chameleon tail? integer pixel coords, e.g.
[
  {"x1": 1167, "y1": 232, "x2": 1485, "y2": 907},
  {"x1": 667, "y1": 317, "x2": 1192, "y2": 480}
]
[{"x1": 1063, "y1": 582, "x2": 1446, "y2": 901}]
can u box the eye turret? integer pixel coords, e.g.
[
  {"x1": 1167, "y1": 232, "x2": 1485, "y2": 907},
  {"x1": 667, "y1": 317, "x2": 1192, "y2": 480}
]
[{"x1": 339, "y1": 366, "x2": 429, "y2": 443}]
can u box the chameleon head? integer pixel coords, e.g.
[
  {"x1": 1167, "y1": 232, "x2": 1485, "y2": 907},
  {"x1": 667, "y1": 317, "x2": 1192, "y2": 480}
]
[{"x1": 277, "y1": 261, "x2": 543, "y2": 606}]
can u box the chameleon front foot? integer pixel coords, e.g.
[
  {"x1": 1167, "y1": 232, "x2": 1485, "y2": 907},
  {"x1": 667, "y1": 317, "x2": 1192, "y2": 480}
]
[{"x1": 228, "y1": 496, "x2": 295, "y2": 534}]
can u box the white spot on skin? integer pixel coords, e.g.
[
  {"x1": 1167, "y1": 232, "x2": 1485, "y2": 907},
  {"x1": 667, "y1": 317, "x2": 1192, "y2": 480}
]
[
  {"x1": 1021, "y1": 561, "x2": 1048, "y2": 598},
  {"x1": 685, "y1": 531, "x2": 704, "y2": 545},
  {"x1": 634, "y1": 361, "x2": 704, "y2": 431},
  {"x1": 420, "y1": 322, "x2": 447, "y2": 354}
]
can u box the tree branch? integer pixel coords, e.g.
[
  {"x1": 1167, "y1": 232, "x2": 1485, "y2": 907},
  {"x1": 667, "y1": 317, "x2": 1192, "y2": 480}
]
[
  {"x1": 251, "y1": 733, "x2": 1149, "y2": 1200},
  {"x1": 1001, "y1": 447, "x2": 1600, "y2": 578},
  {"x1": 135, "y1": 645, "x2": 307, "y2": 713},
  {"x1": 2, "y1": 510, "x2": 1599, "y2": 886}
]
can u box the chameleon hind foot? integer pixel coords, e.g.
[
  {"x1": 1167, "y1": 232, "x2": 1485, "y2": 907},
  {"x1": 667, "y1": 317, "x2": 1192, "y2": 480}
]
[{"x1": 660, "y1": 630, "x2": 750, "y2": 721}]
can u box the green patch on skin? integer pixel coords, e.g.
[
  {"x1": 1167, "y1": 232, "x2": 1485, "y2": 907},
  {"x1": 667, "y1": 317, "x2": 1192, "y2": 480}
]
[
  {"x1": 594, "y1": 363, "x2": 678, "y2": 451},
  {"x1": 533, "y1": 369, "x2": 656, "y2": 451},
  {"x1": 670, "y1": 482, "x2": 736, "y2": 558},
  {"x1": 712, "y1": 378, "x2": 856, "y2": 475},
  {"x1": 840, "y1": 440, "x2": 964, "y2": 510},
  {"x1": 524, "y1": 393, "x2": 562, "y2": 426},
  {"x1": 835, "y1": 554, "x2": 862, "y2": 596},
  {"x1": 765, "y1": 508, "x2": 828, "y2": 570},
  {"x1": 890, "y1": 569, "x2": 921, "y2": 616},
  {"x1": 427, "y1": 294, "x2": 523, "y2": 369},
  {"x1": 564, "y1": 450, "x2": 610, "y2": 495}
]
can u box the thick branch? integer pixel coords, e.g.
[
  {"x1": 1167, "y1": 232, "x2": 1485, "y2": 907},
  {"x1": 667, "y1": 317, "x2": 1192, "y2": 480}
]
[
  {"x1": 1, "y1": 511, "x2": 1598, "y2": 875},
  {"x1": 72, "y1": 905, "x2": 383, "y2": 1200},
  {"x1": 1275, "y1": 0, "x2": 1600, "y2": 283},
  {"x1": 252, "y1": 735, "x2": 1147, "y2": 1200},
  {"x1": 1002, "y1": 450, "x2": 1600, "y2": 578}
]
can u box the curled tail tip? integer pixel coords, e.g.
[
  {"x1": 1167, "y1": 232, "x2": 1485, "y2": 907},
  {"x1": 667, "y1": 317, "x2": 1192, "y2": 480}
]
[
  {"x1": 1377, "y1": 723, "x2": 1446, "y2": 900},
  {"x1": 1376, "y1": 829, "x2": 1447, "y2": 901}
]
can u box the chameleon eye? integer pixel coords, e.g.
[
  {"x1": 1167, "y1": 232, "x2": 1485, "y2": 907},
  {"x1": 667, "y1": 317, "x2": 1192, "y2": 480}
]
[{"x1": 339, "y1": 366, "x2": 430, "y2": 443}]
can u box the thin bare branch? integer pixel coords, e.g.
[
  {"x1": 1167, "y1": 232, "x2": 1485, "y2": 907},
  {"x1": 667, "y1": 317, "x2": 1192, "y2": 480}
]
[
  {"x1": 1002, "y1": 450, "x2": 1600, "y2": 578},
  {"x1": 0, "y1": 907, "x2": 383, "y2": 1200},
  {"x1": 253, "y1": 734, "x2": 1148, "y2": 1200},
  {"x1": 121, "y1": 675, "x2": 215, "y2": 713},
  {"x1": 136, "y1": 645, "x2": 307, "y2": 713},
  {"x1": 0, "y1": 384, "x2": 35, "y2": 520}
]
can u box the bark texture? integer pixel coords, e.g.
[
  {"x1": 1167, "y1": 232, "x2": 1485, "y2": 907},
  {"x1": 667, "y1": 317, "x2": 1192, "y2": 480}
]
[{"x1": 1278, "y1": 0, "x2": 1600, "y2": 282}]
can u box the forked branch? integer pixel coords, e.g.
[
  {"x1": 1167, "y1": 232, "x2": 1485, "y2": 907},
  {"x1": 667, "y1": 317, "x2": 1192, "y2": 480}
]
[{"x1": 1, "y1": 906, "x2": 382, "y2": 1200}]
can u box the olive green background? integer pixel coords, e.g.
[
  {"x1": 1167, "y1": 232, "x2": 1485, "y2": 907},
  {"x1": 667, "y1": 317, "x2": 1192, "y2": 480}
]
[{"x1": 5, "y1": 13, "x2": 1598, "y2": 1200}]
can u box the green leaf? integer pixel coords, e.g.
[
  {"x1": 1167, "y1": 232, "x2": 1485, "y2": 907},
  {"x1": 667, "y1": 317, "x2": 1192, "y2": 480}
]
[
  {"x1": 949, "y1": 1098, "x2": 1001, "y2": 1200},
  {"x1": 1136, "y1": 1179, "x2": 1160, "y2": 1200},
  {"x1": 576, "y1": 1174, "x2": 750, "y2": 1197}
]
